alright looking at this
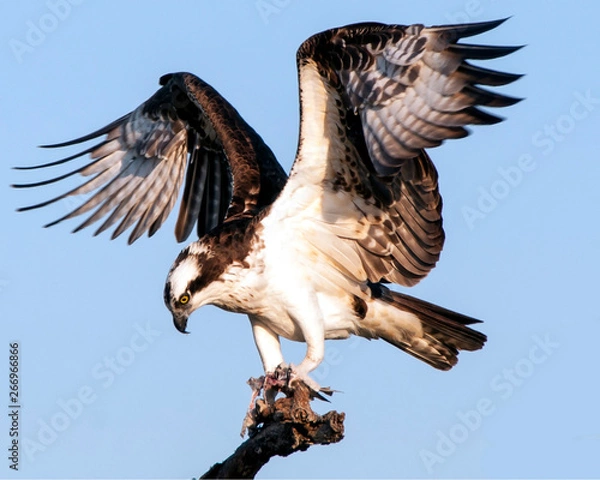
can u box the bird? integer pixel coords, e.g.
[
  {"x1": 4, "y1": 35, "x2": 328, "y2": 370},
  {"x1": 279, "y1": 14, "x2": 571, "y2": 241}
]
[{"x1": 13, "y1": 19, "x2": 522, "y2": 392}]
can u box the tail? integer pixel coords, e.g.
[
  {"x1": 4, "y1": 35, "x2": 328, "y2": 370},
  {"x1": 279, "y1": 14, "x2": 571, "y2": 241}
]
[{"x1": 365, "y1": 284, "x2": 487, "y2": 370}]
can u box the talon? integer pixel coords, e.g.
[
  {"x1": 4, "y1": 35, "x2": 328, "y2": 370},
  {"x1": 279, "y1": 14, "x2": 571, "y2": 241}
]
[
  {"x1": 241, "y1": 368, "x2": 338, "y2": 436},
  {"x1": 285, "y1": 365, "x2": 336, "y2": 400}
]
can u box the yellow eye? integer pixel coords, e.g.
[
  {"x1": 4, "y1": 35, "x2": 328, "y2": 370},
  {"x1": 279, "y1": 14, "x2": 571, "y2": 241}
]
[{"x1": 178, "y1": 294, "x2": 190, "y2": 305}]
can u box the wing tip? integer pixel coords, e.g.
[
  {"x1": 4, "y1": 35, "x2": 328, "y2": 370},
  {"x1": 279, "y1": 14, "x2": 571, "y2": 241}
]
[
  {"x1": 432, "y1": 17, "x2": 512, "y2": 38},
  {"x1": 39, "y1": 139, "x2": 88, "y2": 149},
  {"x1": 36, "y1": 112, "x2": 130, "y2": 150},
  {"x1": 450, "y1": 43, "x2": 525, "y2": 61},
  {"x1": 44, "y1": 218, "x2": 62, "y2": 229}
]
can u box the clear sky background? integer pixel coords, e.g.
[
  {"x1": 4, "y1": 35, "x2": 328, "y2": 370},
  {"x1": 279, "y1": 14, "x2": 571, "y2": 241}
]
[{"x1": 1, "y1": 1, "x2": 599, "y2": 478}]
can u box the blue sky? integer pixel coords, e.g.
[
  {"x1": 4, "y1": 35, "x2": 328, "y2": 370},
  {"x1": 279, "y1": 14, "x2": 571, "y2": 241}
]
[{"x1": 1, "y1": 1, "x2": 599, "y2": 478}]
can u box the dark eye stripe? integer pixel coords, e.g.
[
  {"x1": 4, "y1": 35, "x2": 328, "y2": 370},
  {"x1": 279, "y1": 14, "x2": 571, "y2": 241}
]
[{"x1": 163, "y1": 282, "x2": 172, "y2": 307}]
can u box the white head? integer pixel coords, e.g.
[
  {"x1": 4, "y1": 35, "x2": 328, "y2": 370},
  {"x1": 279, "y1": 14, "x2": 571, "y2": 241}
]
[
  {"x1": 163, "y1": 241, "x2": 225, "y2": 333},
  {"x1": 163, "y1": 223, "x2": 255, "y2": 332}
]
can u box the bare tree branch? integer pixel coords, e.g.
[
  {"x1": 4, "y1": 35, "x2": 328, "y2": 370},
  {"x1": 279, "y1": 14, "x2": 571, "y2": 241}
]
[{"x1": 199, "y1": 381, "x2": 345, "y2": 479}]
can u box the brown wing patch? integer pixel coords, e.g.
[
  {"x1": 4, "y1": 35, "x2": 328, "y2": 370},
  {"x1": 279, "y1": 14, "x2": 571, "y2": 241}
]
[
  {"x1": 14, "y1": 72, "x2": 287, "y2": 244},
  {"x1": 298, "y1": 19, "x2": 522, "y2": 175},
  {"x1": 289, "y1": 19, "x2": 520, "y2": 286}
]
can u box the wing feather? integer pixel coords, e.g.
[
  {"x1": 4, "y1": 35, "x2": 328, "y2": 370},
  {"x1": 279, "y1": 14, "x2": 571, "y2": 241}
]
[
  {"x1": 174, "y1": 143, "x2": 209, "y2": 241},
  {"x1": 300, "y1": 19, "x2": 522, "y2": 175},
  {"x1": 274, "y1": 19, "x2": 521, "y2": 287},
  {"x1": 73, "y1": 154, "x2": 154, "y2": 233},
  {"x1": 13, "y1": 73, "x2": 287, "y2": 244}
]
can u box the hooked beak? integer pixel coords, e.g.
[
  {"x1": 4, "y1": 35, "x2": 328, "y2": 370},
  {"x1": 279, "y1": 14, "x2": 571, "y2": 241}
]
[{"x1": 172, "y1": 313, "x2": 190, "y2": 334}]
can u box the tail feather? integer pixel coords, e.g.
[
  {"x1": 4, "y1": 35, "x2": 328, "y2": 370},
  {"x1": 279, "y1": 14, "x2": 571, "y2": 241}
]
[{"x1": 369, "y1": 284, "x2": 486, "y2": 370}]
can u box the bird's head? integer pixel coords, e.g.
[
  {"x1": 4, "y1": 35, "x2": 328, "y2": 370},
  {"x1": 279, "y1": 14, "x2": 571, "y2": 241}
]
[{"x1": 163, "y1": 241, "x2": 226, "y2": 334}]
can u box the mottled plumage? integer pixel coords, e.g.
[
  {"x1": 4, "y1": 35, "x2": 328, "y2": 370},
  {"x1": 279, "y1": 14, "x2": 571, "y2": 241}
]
[
  {"x1": 14, "y1": 19, "x2": 522, "y2": 385},
  {"x1": 14, "y1": 74, "x2": 286, "y2": 244}
]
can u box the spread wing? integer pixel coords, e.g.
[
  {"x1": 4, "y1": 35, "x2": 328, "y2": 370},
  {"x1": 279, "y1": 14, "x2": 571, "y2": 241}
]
[
  {"x1": 13, "y1": 72, "x2": 287, "y2": 244},
  {"x1": 274, "y1": 19, "x2": 522, "y2": 287}
]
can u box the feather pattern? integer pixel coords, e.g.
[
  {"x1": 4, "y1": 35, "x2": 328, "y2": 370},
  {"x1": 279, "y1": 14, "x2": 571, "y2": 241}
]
[
  {"x1": 11, "y1": 19, "x2": 522, "y2": 379},
  {"x1": 298, "y1": 18, "x2": 522, "y2": 175},
  {"x1": 13, "y1": 73, "x2": 286, "y2": 244},
  {"x1": 274, "y1": 19, "x2": 521, "y2": 287}
]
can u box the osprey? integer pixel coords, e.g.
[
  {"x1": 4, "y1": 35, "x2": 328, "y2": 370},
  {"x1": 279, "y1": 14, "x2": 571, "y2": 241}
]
[{"x1": 14, "y1": 19, "x2": 521, "y2": 391}]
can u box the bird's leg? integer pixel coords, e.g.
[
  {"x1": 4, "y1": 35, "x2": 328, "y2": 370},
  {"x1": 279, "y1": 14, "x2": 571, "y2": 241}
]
[
  {"x1": 287, "y1": 312, "x2": 326, "y2": 392},
  {"x1": 241, "y1": 316, "x2": 336, "y2": 435},
  {"x1": 280, "y1": 331, "x2": 335, "y2": 398},
  {"x1": 273, "y1": 298, "x2": 336, "y2": 397},
  {"x1": 250, "y1": 320, "x2": 285, "y2": 373},
  {"x1": 241, "y1": 321, "x2": 286, "y2": 435},
  {"x1": 249, "y1": 319, "x2": 286, "y2": 402}
]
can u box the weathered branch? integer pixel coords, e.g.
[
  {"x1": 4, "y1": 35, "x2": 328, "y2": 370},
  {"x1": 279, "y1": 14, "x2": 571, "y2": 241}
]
[{"x1": 199, "y1": 381, "x2": 345, "y2": 479}]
